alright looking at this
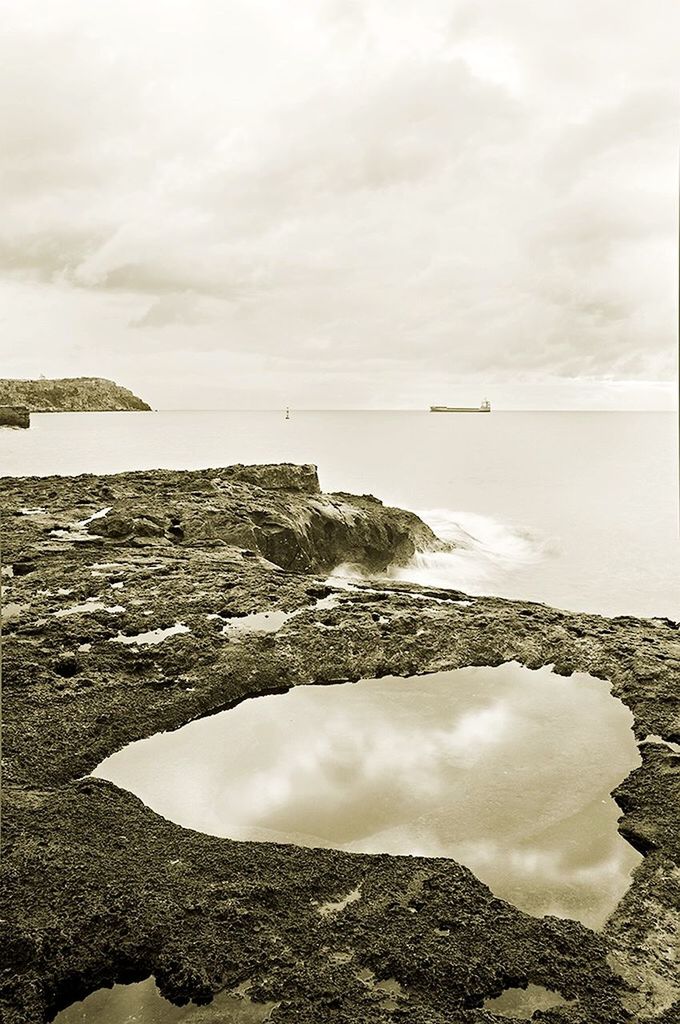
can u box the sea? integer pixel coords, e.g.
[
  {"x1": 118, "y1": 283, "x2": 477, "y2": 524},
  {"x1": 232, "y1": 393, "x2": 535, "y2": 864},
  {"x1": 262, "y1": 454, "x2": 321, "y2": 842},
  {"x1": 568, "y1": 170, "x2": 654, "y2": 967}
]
[{"x1": 1, "y1": 409, "x2": 678, "y2": 620}]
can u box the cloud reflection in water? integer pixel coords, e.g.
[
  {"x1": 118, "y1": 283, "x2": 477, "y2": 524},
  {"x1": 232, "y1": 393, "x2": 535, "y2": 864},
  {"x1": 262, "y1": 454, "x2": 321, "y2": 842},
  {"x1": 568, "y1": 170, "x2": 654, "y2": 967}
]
[{"x1": 94, "y1": 663, "x2": 641, "y2": 929}]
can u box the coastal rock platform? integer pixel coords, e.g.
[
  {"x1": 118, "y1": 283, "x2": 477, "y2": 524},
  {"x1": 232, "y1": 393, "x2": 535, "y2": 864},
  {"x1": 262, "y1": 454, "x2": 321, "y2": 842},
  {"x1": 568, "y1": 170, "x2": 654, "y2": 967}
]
[
  {"x1": 1, "y1": 465, "x2": 678, "y2": 1023},
  {"x1": 0, "y1": 405, "x2": 30, "y2": 428}
]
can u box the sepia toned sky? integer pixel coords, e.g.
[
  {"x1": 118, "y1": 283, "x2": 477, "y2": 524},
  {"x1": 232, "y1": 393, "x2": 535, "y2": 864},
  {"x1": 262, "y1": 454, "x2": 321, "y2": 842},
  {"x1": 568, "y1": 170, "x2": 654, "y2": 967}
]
[{"x1": 0, "y1": 0, "x2": 678, "y2": 409}]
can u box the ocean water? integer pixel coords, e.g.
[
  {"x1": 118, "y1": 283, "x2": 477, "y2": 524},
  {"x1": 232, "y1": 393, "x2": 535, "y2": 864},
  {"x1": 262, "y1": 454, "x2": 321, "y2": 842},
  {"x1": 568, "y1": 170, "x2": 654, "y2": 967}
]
[{"x1": 1, "y1": 409, "x2": 677, "y2": 618}]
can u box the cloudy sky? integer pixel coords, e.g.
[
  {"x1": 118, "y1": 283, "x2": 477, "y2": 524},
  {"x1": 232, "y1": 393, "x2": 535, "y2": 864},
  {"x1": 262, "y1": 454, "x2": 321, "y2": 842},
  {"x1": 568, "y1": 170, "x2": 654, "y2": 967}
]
[{"x1": 1, "y1": 1, "x2": 677, "y2": 409}]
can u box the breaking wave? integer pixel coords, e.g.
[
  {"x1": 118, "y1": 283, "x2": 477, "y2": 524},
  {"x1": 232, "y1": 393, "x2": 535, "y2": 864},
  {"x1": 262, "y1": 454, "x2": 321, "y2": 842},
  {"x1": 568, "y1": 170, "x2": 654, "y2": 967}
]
[{"x1": 388, "y1": 509, "x2": 555, "y2": 596}]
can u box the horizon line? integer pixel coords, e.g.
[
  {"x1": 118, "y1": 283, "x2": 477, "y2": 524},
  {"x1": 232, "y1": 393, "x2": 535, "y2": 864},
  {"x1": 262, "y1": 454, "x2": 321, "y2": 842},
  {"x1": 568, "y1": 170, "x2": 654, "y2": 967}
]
[{"x1": 141, "y1": 406, "x2": 676, "y2": 413}]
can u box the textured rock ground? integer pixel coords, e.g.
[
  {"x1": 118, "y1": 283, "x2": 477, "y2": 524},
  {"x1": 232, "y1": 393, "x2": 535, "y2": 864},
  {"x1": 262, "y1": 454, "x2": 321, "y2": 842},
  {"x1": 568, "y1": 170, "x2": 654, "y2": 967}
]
[
  {"x1": 1, "y1": 466, "x2": 678, "y2": 1023},
  {"x1": 0, "y1": 406, "x2": 30, "y2": 428},
  {"x1": 0, "y1": 377, "x2": 151, "y2": 412}
]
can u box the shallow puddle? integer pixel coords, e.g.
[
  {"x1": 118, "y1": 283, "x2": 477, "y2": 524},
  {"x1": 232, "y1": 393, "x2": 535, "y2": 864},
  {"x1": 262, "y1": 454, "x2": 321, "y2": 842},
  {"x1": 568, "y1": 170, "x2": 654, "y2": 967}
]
[
  {"x1": 484, "y1": 983, "x2": 572, "y2": 1018},
  {"x1": 75, "y1": 507, "x2": 113, "y2": 528},
  {"x1": 94, "y1": 663, "x2": 641, "y2": 929},
  {"x1": 221, "y1": 609, "x2": 294, "y2": 633},
  {"x1": 54, "y1": 977, "x2": 278, "y2": 1023},
  {"x1": 110, "y1": 623, "x2": 190, "y2": 646},
  {"x1": 56, "y1": 600, "x2": 125, "y2": 618},
  {"x1": 319, "y1": 885, "x2": 362, "y2": 917},
  {"x1": 0, "y1": 601, "x2": 27, "y2": 623},
  {"x1": 220, "y1": 594, "x2": 340, "y2": 635}
]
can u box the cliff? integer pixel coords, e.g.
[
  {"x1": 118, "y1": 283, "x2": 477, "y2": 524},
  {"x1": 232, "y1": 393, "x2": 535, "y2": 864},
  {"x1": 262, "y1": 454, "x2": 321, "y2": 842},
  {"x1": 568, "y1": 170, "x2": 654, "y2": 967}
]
[{"x1": 0, "y1": 377, "x2": 151, "y2": 412}]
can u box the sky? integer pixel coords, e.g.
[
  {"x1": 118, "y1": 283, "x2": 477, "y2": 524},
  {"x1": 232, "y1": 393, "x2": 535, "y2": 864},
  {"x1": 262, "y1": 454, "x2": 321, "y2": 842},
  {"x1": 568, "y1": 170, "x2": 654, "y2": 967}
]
[{"x1": 0, "y1": 0, "x2": 678, "y2": 409}]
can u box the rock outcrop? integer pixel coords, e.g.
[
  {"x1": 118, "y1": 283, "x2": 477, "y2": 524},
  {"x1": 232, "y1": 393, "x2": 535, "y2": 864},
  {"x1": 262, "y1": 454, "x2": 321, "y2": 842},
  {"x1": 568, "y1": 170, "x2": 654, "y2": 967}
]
[
  {"x1": 0, "y1": 405, "x2": 29, "y2": 428},
  {"x1": 1, "y1": 465, "x2": 678, "y2": 1024},
  {"x1": 0, "y1": 377, "x2": 151, "y2": 412},
  {"x1": 18, "y1": 464, "x2": 445, "y2": 574}
]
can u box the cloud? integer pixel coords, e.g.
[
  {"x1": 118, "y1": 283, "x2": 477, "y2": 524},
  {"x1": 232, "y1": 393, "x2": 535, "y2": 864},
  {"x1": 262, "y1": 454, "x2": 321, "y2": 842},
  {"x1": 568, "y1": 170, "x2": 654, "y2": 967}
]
[
  {"x1": 129, "y1": 291, "x2": 208, "y2": 328},
  {"x1": 0, "y1": 0, "x2": 677, "y2": 406}
]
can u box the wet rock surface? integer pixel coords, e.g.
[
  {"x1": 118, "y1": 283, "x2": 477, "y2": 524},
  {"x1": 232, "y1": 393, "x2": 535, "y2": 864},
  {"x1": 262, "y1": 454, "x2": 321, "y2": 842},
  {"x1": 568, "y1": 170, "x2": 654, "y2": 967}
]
[{"x1": 1, "y1": 465, "x2": 678, "y2": 1023}]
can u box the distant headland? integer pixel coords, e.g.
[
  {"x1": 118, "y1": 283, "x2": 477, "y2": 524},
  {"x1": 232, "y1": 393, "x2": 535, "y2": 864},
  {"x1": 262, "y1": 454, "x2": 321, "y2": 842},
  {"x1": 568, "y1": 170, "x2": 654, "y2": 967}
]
[{"x1": 0, "y1": 377, "x2": 151, "y2": 412}]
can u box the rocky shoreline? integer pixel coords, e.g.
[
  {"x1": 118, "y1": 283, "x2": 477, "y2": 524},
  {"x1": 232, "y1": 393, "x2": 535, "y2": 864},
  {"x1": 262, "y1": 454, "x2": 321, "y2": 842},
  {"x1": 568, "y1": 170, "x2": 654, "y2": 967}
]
[
  {"x1": 1, "y1": 465, "x2": 678, "y2": 1023},
  {"x1": 0, "y1": 405, "x2": 30, "y2": 429},
  {"x1": 0, "y1": 377, "x2": 151, "y2": 412}
]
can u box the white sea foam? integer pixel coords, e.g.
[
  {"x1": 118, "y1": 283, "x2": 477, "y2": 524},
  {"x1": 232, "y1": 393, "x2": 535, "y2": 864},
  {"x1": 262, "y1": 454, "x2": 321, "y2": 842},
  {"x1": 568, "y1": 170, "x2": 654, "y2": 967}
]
[{"x1": 389, "y1": 508, "x2": 555, "y2": 595}]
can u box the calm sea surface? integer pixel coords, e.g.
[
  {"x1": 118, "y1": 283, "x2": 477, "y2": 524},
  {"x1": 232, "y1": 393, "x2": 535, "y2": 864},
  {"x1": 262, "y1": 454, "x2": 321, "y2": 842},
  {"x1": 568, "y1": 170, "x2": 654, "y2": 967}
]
[{"x1": 1, "y1": 410, "x2": 677, "y2": 618}]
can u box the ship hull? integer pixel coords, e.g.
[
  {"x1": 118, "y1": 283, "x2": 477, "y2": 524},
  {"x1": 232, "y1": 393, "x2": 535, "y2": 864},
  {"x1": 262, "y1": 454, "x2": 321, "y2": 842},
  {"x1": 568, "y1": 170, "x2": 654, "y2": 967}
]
[{"x1": 430, "y1": 406, "x2": 491, "y2": 413}]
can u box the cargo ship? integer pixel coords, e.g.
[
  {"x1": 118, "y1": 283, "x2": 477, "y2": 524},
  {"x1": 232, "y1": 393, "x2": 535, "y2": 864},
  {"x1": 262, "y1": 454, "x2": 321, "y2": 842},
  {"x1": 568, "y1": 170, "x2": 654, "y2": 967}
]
[{"x1": 430, "y1": 399, "x2": 491, "y2": 413}]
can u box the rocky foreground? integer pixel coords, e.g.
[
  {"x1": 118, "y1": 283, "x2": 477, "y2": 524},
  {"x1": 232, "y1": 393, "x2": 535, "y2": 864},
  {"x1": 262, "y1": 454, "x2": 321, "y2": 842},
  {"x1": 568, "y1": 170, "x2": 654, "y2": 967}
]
[
  {"x1": 1, "y1": 465, "x2": 678, "y2": 1024},
  {"x1": 0, "y1": 377, "x2": 151, "y2": 412}
]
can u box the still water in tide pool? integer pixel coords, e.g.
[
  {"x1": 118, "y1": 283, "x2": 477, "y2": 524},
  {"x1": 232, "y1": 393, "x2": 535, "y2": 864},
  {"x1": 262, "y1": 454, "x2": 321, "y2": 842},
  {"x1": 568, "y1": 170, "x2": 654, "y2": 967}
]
[
  {"x1": 55, "y1": 980, "x2": 277, "y2": 1023},
  {"x1": 58, "y1": 664, "x2": 641, "y2": 1022},
  {"x1": 94, "y1": 663, "x2": 641, "y2": 930}
]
